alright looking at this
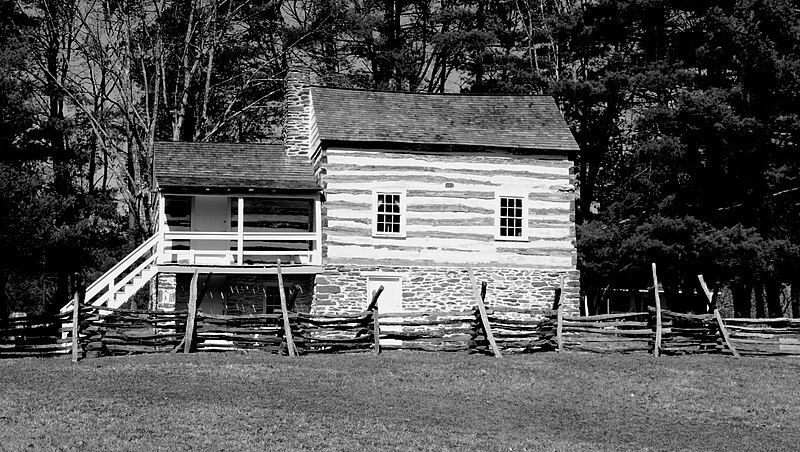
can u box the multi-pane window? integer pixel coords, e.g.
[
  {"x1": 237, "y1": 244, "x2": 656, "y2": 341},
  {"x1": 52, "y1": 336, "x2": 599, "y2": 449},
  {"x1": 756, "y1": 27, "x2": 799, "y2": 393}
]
[
  {"x1": 375, "y1": 193, "x2": 402, "y2": 235},
  {"x1": 499, "y1": 196, "x2": 524, "y2": 238}
]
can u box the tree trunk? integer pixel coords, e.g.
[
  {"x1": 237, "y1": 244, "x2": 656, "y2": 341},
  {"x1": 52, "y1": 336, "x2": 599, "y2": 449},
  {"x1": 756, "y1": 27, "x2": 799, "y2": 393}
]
[
  {"x1": 732, "y1": 282, "x2": 751, "y2": 318},
  {"x1": 0, "y1": 269, "x2": 7, "y2": 328},
  {"x1": 717, "y1": 284, "x2": 735, "y2": 318},
  {"x1": 88, "y1": 134, "x2": 97, "y2": 194},
  {"x1": 754, "y1": 282, "x2": 766, "y2": 318},
  {"x1": 473, "y1": 0, "x2": 486, "y2": 91},
  {"x1": 765, "y1": 278, "x2": 782, "y2": 318}
]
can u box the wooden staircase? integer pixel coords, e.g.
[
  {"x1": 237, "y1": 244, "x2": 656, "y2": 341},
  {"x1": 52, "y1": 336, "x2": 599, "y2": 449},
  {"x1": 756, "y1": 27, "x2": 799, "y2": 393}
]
[{"x1": 61, "y1": 234, "x2": 161, "y2": 313}]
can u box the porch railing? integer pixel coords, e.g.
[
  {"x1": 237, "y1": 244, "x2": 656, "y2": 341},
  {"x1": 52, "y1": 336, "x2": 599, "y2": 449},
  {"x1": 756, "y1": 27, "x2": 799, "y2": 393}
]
[{"x1": 160, "y1": 231, "x2": 321, "y2": 266}]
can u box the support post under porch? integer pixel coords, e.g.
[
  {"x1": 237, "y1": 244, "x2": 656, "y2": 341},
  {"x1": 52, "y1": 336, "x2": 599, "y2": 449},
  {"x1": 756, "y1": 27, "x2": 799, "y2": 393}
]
[
  {"x1": 237, "y1": 197, "x2": 244, "y2": 265},
  {"x1": 153, "y1": 272, "x2": 177, "y2": 312},
  {"x1": 314, "y1": 194, "x2": 322, "y2": 265}
]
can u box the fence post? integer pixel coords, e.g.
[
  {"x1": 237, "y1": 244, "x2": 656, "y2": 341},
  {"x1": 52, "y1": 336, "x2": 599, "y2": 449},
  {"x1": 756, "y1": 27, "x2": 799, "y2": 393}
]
[
  {"x1": 71, "y1": 287, "x2": 84, "y2": 363},
  {"x1": 698, "y1": 274, "x2": 740, "y2": 358},
  {"x1": 652, "y1": 263, "x2": 662, "y2": 357},
  {"x1": 183, "y1": 271, "x2": 199, "y2": 354},
  {"x1": 276, "y1": 260, "x2": 298, "y2": 357},
  {"x1": 372, "y1": 299, "x2": 381, "y2": 355},
  {"x1": 468, "y1": 266, "x2": 501, "y2": 358},
  {"x1": 365, "y1": 286, "x2": 384, "y2": 354},
  {"x1": 556, "y1": 276, "x2": 565, "y2": 352}
]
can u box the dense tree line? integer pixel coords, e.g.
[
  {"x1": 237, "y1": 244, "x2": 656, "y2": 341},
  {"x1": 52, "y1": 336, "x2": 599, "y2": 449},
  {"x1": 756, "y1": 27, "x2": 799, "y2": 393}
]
[{"x1": 1, "y1": 0, "x2": 799, "y2": 317}]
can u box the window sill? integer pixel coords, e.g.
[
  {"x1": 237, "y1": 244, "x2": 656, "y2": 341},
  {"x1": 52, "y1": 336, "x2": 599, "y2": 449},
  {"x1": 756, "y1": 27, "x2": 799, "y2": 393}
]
[
  {"x1": 494, "y1": 236, "x2": 529, "y2": 242},
  {"x1": 372, "y1": 233, "x2": 407, "y2": 239}
]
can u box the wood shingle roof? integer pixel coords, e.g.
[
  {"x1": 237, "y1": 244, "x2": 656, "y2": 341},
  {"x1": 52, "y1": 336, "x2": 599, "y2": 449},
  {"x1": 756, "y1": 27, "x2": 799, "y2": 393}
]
[
  {"x1": 154, "y1": 142, "x2": 320, "y2": 191},
  {"x1": 310, "y1": 86, "x2": 579, "y2": 152}
]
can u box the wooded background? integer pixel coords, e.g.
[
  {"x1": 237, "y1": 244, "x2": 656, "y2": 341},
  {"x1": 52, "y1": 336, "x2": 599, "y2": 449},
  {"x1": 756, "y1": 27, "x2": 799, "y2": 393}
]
[{"x1": 1, "y1": 0, "x2": 799, "y2": 319}]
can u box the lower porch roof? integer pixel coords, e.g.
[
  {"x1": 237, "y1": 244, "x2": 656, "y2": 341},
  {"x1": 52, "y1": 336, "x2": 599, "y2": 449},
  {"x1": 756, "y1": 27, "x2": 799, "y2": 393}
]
[{"x1": 154, "y1": 141, "x2": 321, "y2": 192}]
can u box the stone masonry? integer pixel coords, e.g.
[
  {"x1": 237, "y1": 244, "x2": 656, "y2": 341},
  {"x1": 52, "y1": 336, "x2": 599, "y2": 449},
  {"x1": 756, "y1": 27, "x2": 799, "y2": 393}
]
[
  {"x1": 284, "y1": 70, "x2": 312, "y2": 160},
  {"x1": 312, "y1": 265, "x2": 580, "y2": 316},
  {"x1": 154, "y1": 272, "x2": 177, "y2": 311}
]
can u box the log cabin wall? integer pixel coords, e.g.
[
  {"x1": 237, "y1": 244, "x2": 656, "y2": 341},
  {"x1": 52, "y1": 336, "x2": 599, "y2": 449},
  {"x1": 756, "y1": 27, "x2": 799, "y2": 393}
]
[{"x1": 313, "y1": 147, "x2": 580, "y2": 315}]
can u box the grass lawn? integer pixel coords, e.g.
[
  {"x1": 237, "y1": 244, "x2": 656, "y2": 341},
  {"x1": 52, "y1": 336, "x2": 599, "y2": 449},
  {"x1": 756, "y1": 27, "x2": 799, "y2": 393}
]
[{"x1": 1, "y1": 352, "x2": 799, "y2": 451}]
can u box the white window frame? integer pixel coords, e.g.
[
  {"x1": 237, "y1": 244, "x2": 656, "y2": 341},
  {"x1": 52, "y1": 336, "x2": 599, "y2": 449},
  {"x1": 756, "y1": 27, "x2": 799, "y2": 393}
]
[
  {"x1": 494, "y1": 192, "x2": 528, "y2": 241},
  {"x1": 372, "y1": 189, "x2": 406, "y2": 238}
]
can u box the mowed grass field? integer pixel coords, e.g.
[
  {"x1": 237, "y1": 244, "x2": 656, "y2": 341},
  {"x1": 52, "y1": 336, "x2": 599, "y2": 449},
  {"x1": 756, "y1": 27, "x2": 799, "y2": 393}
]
[{"x1": 1, "y1": 352, "x2": 799, "y2": 451}]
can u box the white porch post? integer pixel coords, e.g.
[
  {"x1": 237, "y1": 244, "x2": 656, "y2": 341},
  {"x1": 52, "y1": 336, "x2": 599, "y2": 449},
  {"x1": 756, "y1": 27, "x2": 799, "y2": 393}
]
[
  {"x1": 156, "y1": 193, "x2": 166, "y2": 264},
  {"x1": 237, "y1": 196, "x2": 244, "y2": 265},
  {"x1": 314, "y1": 194, "x2": 322, "y2": 265}
]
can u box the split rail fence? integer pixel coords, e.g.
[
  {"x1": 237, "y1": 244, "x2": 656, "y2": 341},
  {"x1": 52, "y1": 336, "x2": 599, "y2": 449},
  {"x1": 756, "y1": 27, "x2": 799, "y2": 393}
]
[{"x1": 3, "y1": 264, "x2": 800, "y2": 360}]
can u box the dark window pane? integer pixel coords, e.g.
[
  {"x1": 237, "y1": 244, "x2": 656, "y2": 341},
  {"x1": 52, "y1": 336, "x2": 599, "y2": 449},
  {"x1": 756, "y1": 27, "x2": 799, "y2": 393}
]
[
  {"x1": 165, "y1": 196, "x2": 192, "y2": 231},
  {"x1": 241, "y1": 198, "x2": 312, "y2": 232}
]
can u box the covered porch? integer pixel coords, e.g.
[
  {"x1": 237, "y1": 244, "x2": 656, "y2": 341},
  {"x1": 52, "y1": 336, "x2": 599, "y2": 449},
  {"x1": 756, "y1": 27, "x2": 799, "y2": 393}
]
[
  {"x1": 157, "y1": 193, "x2": 323, "y2": 268},
  {"x1": 153, "y1": 141, "x2": 324, "y2": 270}
]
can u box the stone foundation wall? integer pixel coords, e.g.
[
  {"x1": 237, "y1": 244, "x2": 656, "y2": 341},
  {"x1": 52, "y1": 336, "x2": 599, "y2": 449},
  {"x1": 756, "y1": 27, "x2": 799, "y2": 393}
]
[{"x1": 313, "y1": 265, "x2": 580, "y2": 316}]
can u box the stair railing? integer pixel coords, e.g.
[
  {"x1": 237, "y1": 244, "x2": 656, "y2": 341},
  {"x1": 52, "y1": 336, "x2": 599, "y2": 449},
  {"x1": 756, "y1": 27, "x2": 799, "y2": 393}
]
[{"x1": 60, "y1": 233, "x2": 160, "y2": 313}]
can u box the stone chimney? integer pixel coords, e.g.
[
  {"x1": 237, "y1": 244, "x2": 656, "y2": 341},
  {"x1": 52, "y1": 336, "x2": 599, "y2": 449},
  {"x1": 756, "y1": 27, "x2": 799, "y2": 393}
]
[{"x1": 283, "y1": 68, "x2": 314, "y2": 160}]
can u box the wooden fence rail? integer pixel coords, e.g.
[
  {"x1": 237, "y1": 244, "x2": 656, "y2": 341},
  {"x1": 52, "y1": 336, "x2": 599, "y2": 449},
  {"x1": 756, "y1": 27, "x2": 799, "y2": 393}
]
[
  {"x1": 561, "y1": 312, "x2": 652, "y2": 354},
  {"x1": 480, "y1": 306, "x2": 556, "y2": 353},
  {"x1": 5, "y1": 267, "x2": 800, "y2": 360},
  {"x1": 378, "y1": 310, "x2": 476, "y2": 352},
  {"x1": 0, "y1": 311, "x2": 74, "y2": 358},
  {"x1": 5, "y1": 304, "x2": 800, "y2": 359}
]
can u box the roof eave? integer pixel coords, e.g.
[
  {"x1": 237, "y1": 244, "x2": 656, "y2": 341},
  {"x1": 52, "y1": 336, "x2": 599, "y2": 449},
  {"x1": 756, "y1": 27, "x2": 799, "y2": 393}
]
[
  {"x1": 156, "y1": 184, "x2": 322, "y2": 195},
  {"x1": 319, "y1": 139, "x2": 578, "y2": 156}
]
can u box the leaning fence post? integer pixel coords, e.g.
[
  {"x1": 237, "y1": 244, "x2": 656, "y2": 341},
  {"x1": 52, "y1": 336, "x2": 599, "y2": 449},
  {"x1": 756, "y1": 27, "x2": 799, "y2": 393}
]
[
  {"x1": 468, "y1": 265, "x2": 501, "y2": 358},
  {"x1": 71, "y1": 287, "x2": 84, "y2": 363},
  {"x1": 652, "y1": 263, "x2": 662, "y2": 357},
  {"x1": 276, "y1": 260, "x2": 298, "y2": 357},
  {"x1": 698, "y1": 274, "x2": 740, "y2": 358},
  {"x1": 183, "y1": 270, "x2": 199, "y2": 354}
]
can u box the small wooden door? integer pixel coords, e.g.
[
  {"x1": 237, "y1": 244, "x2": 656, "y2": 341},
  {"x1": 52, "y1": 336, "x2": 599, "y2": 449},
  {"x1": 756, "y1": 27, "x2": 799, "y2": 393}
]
[
  {"x1": 191, "y1": 196, "x2": 231, "y2": 264},
  {"x1": 367, "y1": 276, "x2": 402, "y2": 313},
  {"x1": 367, "y1": 275, "x2": 402, "y2": 346}
]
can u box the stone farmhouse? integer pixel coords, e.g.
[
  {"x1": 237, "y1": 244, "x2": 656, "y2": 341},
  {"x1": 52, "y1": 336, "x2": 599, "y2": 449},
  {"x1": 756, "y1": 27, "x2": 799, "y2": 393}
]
[{"x1": 81, "y1": 71, "x2": 581, "y2": 317}]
